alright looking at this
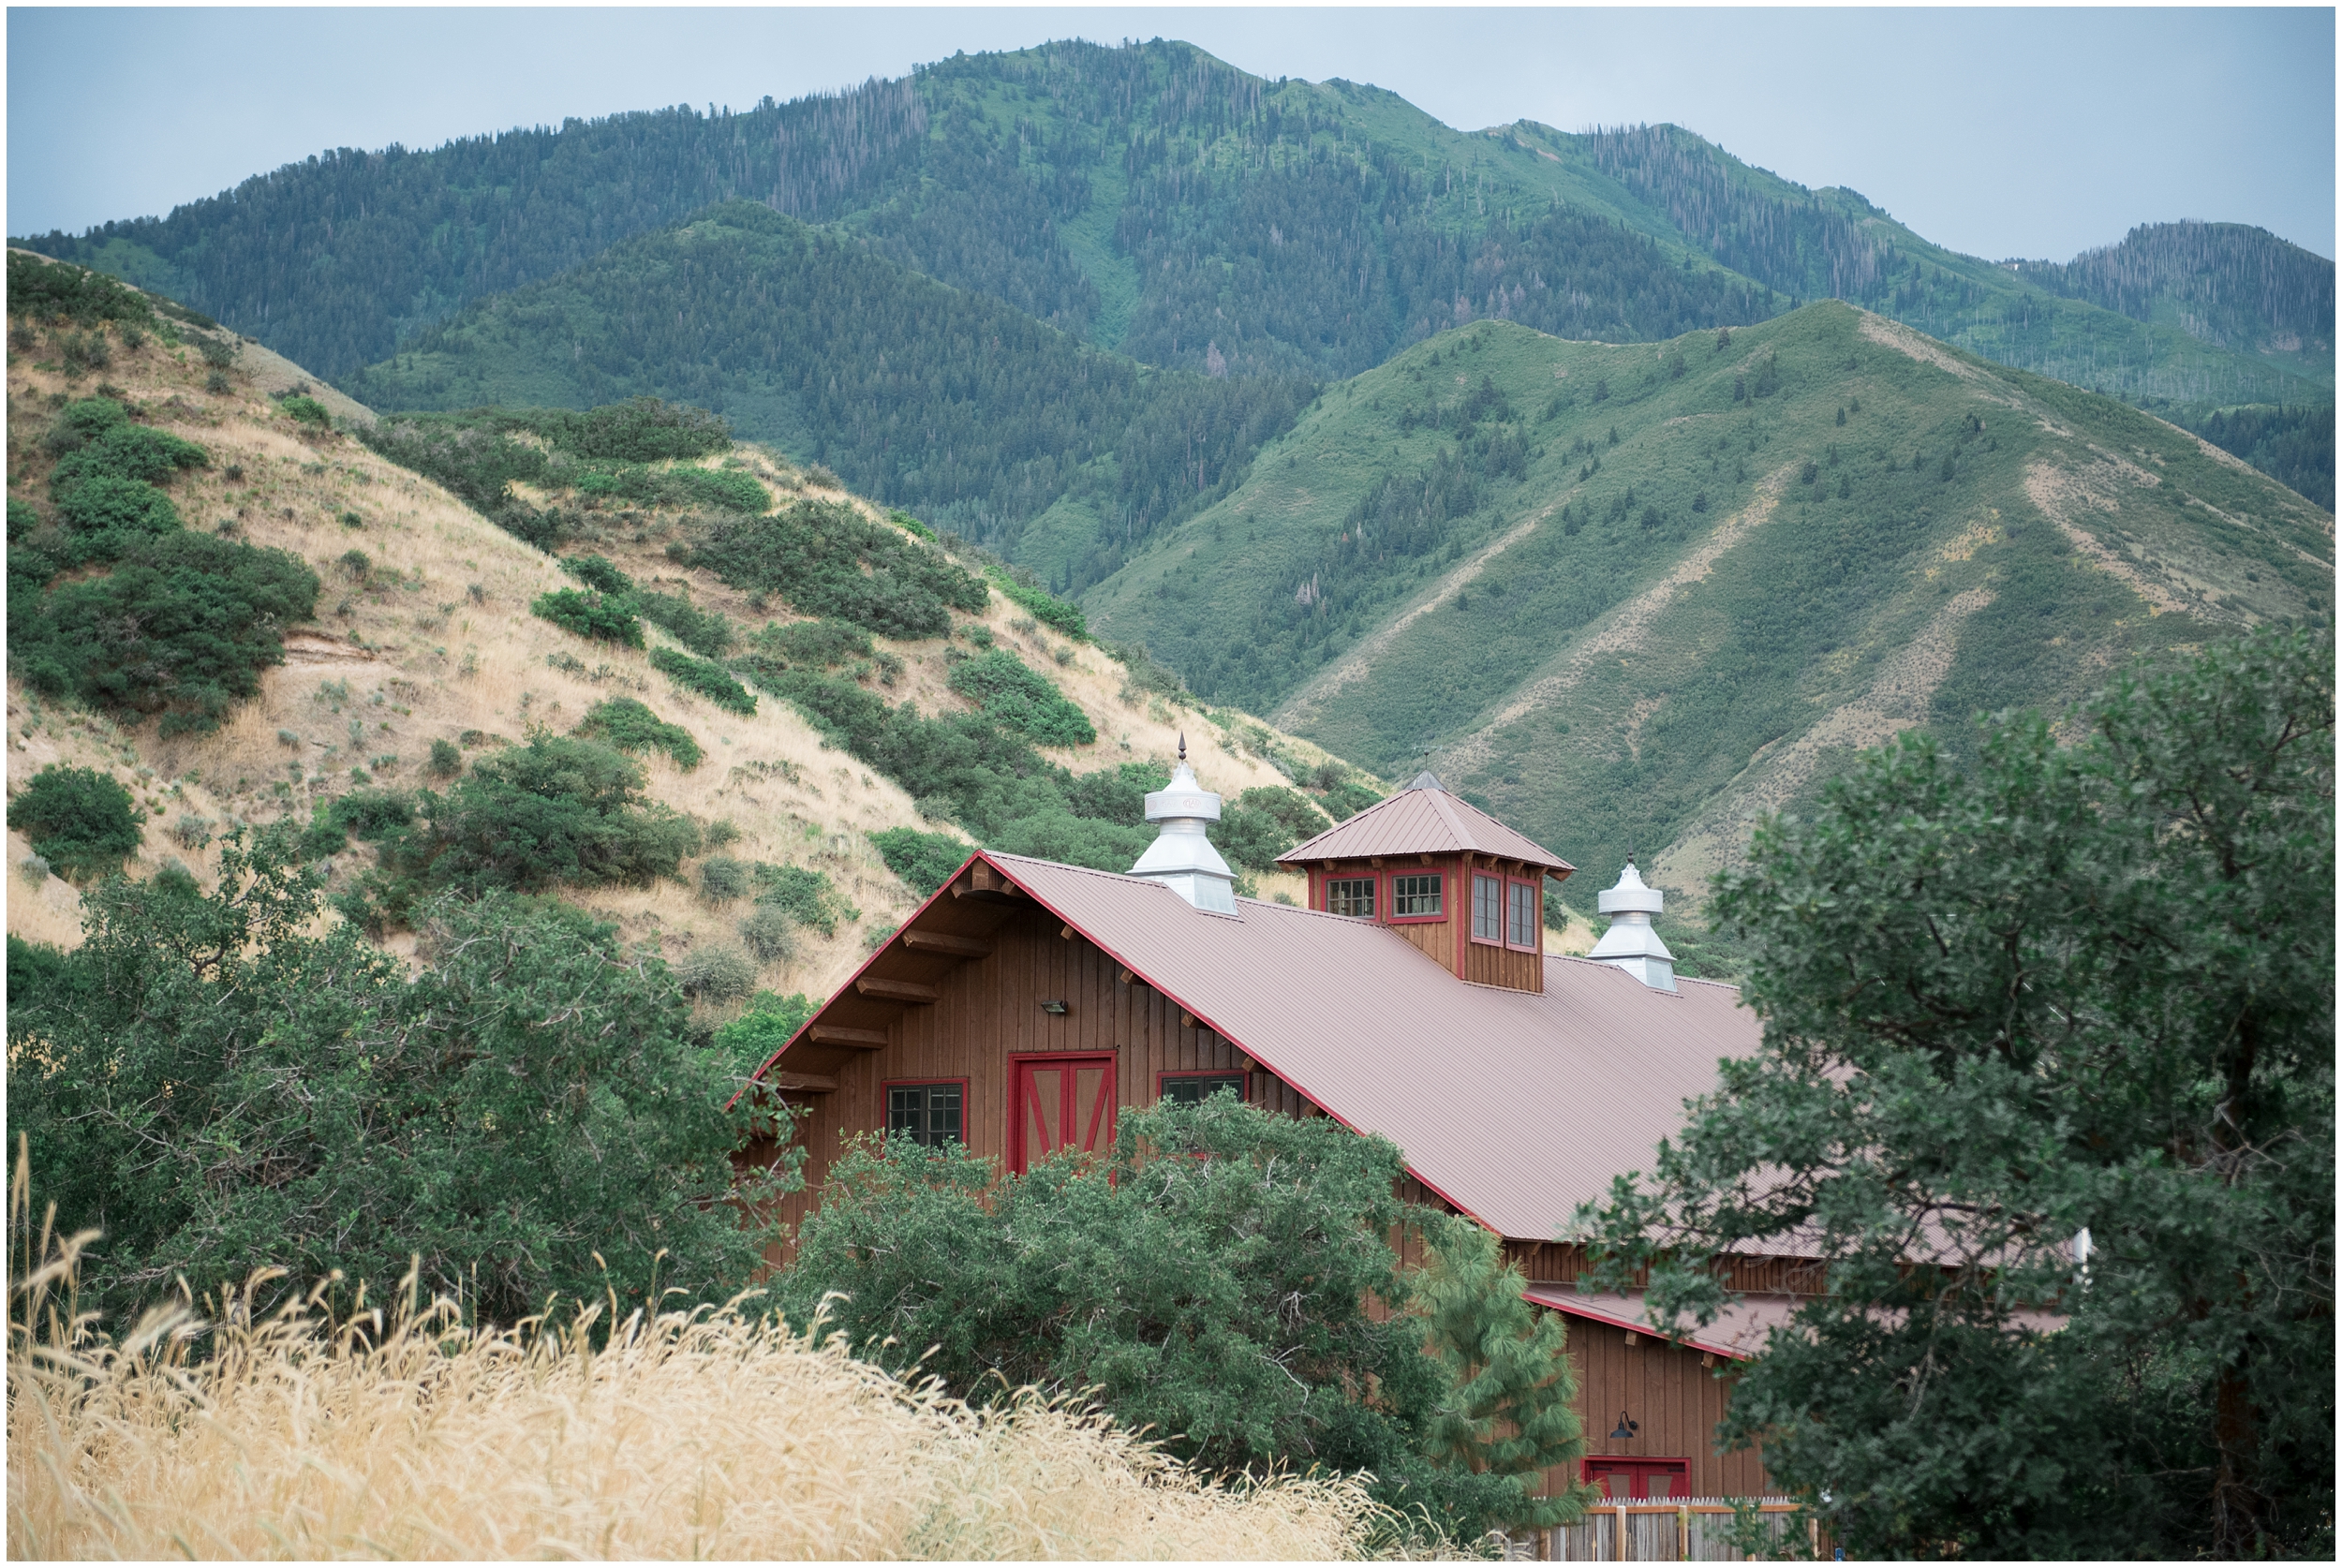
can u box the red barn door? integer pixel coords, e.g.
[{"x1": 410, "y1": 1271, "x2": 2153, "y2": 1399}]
[{"x1": 1010, "y1": 1055, "x2": 1116, "y2": 1174}]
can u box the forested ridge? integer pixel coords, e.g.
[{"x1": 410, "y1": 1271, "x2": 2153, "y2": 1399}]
[{"x1": 2015, "y1": 220, "x2": 2335, "y2": 352}]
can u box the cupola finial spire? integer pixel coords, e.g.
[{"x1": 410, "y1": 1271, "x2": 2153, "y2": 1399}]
[
  {"x1": 1128, "y1": 743, "x2": 1237, "y2": 913},
  {"x1": 1588, "y1": 858, "x2": 1676, "y2": 992}
]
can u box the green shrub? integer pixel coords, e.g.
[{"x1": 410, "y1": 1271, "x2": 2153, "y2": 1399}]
[
  {"x1": 677, "y1": 943, "x2": 758, "y2": 1000},
  {"x1": 736, "y1": 618, "x2": 873, "y2": 674},
  {"x1": 689, "y1": 497, "x2": 986, "y2": 638},
  {"x1": 668, "y1": 466, "x2": 769, "y2": 515},
  {"x1": 636, "y1": 589, "x2": 733, "y2": 657},
  {"x1": 737, "y1": 905, "x2": 798, "y2": 963},
  {"x1": 986, "y1": 569, "x2": 1088, "y2": 639},
  {"x1": 573, "y1": 695, "x2": 704, "y2": 769},
  {"x1": 531, "y1": 586, "x2": 643, "y2": 646},
  {"x1": 7, "y1": 499, "x2": 41, "y2": 541},
  {"x1": 327, "y1": 788, "x2": 415, "y2": 840},
  {"x1": 700, "y1": 855, "x2": 753, "y2": 905},
  {"x1": 753, "y1": 863, "x2": 842, "y2": 937},
  {"x1": 280, "y1": 394, "x2": 331, "y2": 427},
  {"x1": 427, "y1": 737, "x2": 463, "y2": 777},
  {"x1": 868, "y1": 827, "x2": 973, "y2": 897},
  {"x1": 8, "y1": 533, "x2": 320, "y2": 735},
  {"x1": 649, "y1": 645, "x2": 755, "y2": 715},
  {"x1": 7, "y1": 766, "x2": 144, "y2": 881},
  {"x1": 889, "y1": 509, "x2": 936, "y2": 541},
  {"x1": 946, "y1": 650, "x2": 1095, "y2": 747},
  {"x1": 546, "y1": 396, "x2": 731, "y2": 464},
  {"x1": 50, "y1": 419, "x2": 209, "y2": 489},
  {"x1": 711, "y1": 990, "x2": 816, "y2": 1080},
  {"x1": 6, "y1": 836, "x2": 793, "y2": 1328},
  {"x1": 53, "y1": 473, "x2": 180, "y2": 543},
  {"x1": 1214, "y1": 786, "x2": 1332, "y2": 873},
  {"x1": 6, "y1": 252, "x2": 156, "y2": 328},
  {"x1": 562, "y1": 553, "x2": 634, "y2": 596},
  {"x1": 1320, "y1": 780, "x2": 1385, "y2": 821},
  {"x1": 366, "y1": 735, "x2": 702, "y2": 909}
]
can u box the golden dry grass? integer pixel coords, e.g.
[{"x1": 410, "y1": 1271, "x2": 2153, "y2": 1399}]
[
  {"x1": 5, "y1": 315, "x2": 1368, "y2": 984},
  {"x1": 7, "y1": 1160, "x2": 1386, "y2": 1561}
]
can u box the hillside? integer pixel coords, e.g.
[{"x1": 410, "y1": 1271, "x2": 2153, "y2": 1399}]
[
  {"x1": 23, "y1": 37, "x2": 2320, "y2": 425},
  {"x1": 5, "y1": 258, "x2": 1371, "y2": 1008},
  {"x1": 1081, "y1": 302, "x2": 2335, "y2": 914}
]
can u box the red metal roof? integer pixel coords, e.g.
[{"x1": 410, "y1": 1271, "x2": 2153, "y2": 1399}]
[
  {"x1": 850, "y1": 851, "x2": 1756, "y2": 1242},
  {"x1": 1278, "y1": 778, "x2": 1575, "y2": 875},
  {"x1": 1523, "y1": 1287, "x2": 1806, "y2": 1361}
]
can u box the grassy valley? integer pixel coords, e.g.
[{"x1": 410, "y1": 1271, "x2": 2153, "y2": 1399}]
[{"x1": 1082, "y1": 302, "x2": 2333, "y2": 919}]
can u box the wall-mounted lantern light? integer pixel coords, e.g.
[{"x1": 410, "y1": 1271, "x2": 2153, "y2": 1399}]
[
  {"x1": 1608, "y1": 1412, "x2": 1639, "y2": 1442},
  {"x1": 1039, "y1": 999, "x2": 1069, "y2": 1015}
]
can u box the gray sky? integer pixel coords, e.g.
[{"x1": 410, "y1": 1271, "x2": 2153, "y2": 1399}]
[{"x1": 7, "y1": 7, "x2": 2334, "y2": 263}]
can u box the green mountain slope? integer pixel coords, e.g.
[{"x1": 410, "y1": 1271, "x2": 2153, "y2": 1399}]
[
  {"x1": 1081, "y1": 303, "x2": 2334, "y2": 905},
  {"x1": 340, "y1": 201, "x2": 1309, "y2": 560}
]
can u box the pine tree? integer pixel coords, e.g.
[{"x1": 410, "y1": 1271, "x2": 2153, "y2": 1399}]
[{"x1": 1417, "y1": 1217, "x2": 1600, "y2": 1531}]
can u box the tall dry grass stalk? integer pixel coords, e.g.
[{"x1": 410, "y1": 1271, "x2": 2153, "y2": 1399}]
[{"x1": 6, "y1": 1150, "x2": 1382, "y2": 1561}]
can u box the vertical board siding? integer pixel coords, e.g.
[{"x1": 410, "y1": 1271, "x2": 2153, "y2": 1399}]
[{"x1": 1546, "y1": 1316, "x2": 1770, "y2": 1501}]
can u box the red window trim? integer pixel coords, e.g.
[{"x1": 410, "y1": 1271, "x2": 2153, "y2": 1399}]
[
  {"x1": 1006, "y1": 1051, "x2": 1119, "y2": 1175},
  {"x1": 880, "y1": 1075, "x2": 971, "y2": 1145},
  {"x1": 1580, "y1": 1457, "x2": 1693, "y2": 1501},
  {"x1": 1505, "y1": 876, "x2": 1543, "y2": 953},
  {"x1": 1387, "y1": 868, "x2": 1446, "y2": 924},
  {"x1": 1155, "y1": 1068, "x2": 1252, "y2": 1104},
  {"x1": 1469, "y1": 870, "x2": 1505, "y2": 946}
]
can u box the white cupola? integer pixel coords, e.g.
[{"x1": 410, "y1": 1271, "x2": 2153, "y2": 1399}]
[
  {"x1": 1587, "y1": 856, "x2": 1676, "y2": 993},
  {"x1": 1128, "y1": 733, "x2": 1238, "y2": 914}
]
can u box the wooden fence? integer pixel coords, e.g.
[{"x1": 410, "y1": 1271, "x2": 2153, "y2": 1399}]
[{"x1": 1533, "y1": 1499, "x2": 1818, "y2": 1561}]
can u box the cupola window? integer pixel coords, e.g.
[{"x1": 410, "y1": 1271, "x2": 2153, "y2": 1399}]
[
  {"x1": 1391, "y1": 872, "x2": 1444, "y2": 919},
  {"x1": 1507, "y1": 880, "x2": 1540, "y2": 950},
  {"x1": 1327, "y1": 876, "x2": 1377, "y2": 918},
  {"x1": 1472, "y1": 873, "x2": 1505, "y2": 942}
]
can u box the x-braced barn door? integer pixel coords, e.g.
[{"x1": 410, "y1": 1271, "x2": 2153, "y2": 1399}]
[{"x1": 1010, "y1": 1055, "x2": 1116, "y2": 1174}]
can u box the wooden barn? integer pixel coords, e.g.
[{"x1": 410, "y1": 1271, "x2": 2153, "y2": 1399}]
[{"x1": 742, "y1": 752, "x2": 1803, "y2": 1510}]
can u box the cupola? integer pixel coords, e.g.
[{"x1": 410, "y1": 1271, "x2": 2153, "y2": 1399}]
[
  {"x1": 1275, "y1": 770, "x2": 1574, "y2": 994},
  {"x1": 1587, "y1": 857, "x2": 1676, "y2": 993},
  {"x1": 1128, "y1": 734, "x2": 1238, "y2": 913}
]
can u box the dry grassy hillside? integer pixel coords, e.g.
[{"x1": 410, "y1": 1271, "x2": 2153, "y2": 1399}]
[{"x1": 5, "y1": 307, "x2": 1369, "y2": 1007}]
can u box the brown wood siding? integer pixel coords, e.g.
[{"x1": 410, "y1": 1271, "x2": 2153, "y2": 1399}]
[
  {"x1": 1548, "y1": 1313, "x2": 1769, "y2": 1501},
  {"x1": 1463, "y1": 937, "x2": 1544, "y2": 992}
]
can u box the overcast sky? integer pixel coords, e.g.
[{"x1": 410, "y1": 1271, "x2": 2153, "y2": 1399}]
[{"x1": 7, "y1": 7, "x2": 2334, "y2": 263}]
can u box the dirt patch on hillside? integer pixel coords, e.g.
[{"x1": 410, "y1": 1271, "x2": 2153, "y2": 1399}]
[
  {"x1": 1858, "y1": 310, "x2": 1979, "y2": 381},
  {"x1": 2023, "y1": 460, "x2": 2190, "y2": 614},
  {"x1": 1435, "y1": 463, "x2": 1797, "y2": 779},
  {"x1": 1271, "y1": 510, "x2": 1549, "y2": 730},
  {"x1": 1652, "y1": 586, "x2": 1995, "y2": 905}
]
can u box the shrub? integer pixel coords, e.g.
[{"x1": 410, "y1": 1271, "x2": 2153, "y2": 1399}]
[
  {"x1": 7, "y1": 499, "x2": 40, "y2": 541},
  {"x1": 736, "y1": 618, "x2": 873, "y2": 675},
  {"x1": 636, "y1": 589, "x2": 733, "y2": 657},
  {"x1": 171, "y1": 814, "x2": 215, "y2": 850},
  {"x1": 670, "y1": 466, "x2": 769, "y2": 515},
  {"x1": 711, "y1": 989, "x2": 817, "y2": 1080},
  {"x1": 752, "y1": 863, "x2": 844, "y2": 937},
  {"x1": 19, "y1": 854, "x2": 53, "y2": 886},
  {"x1": 531, "y1": 586, "x2": 643, "y2": 646},
  {"x1": 370, "y1": 735, "x2": 701, "y2": 906},
  {"x1": 868, "y1": 827, "x2": 972, "y2": 897},
  {"x1": 649, "y1": 646, "x2": 755, "y2": 715},
  {"x1": 8, "y1": 766, "x2": 145, "y2": 881},
  {"x1": 986, "y1": 570, "x2": 1088, "y2": 639},
  {"x1": 194, "y1": 334, "x2": 237, "y2": 370},
  {"x1": 1215, "y1": 786, "x2": 1331, "y2": 872},
  {"x1": 8, "y1": 533, "x2": 320, "y2": 735},
  {"x1": 281, "y1": 394, "x2": 331, "y2": 427},
  {"x1": 738, "y1": 905, "x2": 798, "y2": 964},
  {"x1": 946, "y1": 651, "x2": 1094, "y2": 747},
  {"x1": 700, "y1": 855, "x2": 753, "y2": 906},
  {"x1": 426, "y1": 738, "x2": 462, "y2": 777},
  {"x1": 339, "y1": 549, "x2": 371, "y2": 579},
  {"x1": 562, "y1": 553, "x2": 634, "y2": 596},
  {"x1": 1320, "y1": 781, "x2": 1384, "y2": 821},
  {"x1": 677, "y1": 943, "x2": 758, "y2": 1001},
  {"x1": 6, "y1": 251, "x2": 156, "y2": 328},
  {"x1": 689, "y1": 498, "x2": 986, "y2": 638},
  {"x1": 50, "y1": 421, "x2": 210, "y2": 489},
  {"x1": 7, "y1": 838, "x2": 793, "y2": 1330},
  {"x1": 328, "y1": 788, "x2": 416, "y2": 841},
  {"x1": 573, "y1": 696, "x2": 704, "y2": 770},
  {"x1": 53, "y1": 473, "x2": 180, "y2": 543},
  {"x1": 549, "y1": 396, "x2": 732, "y2": 463},
  {"x1": 888, "y1": 508, "x2": 936, "y2": 540}
]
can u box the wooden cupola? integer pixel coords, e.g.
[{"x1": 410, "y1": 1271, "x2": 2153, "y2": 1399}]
[{"x1": 1277, "y1": 773, "x2": 1575, "y2": 993}]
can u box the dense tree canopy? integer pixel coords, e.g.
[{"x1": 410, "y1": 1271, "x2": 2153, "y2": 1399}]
[{"x1": 1577, "y1": 627, "x2": 2334, "y2": 1560}]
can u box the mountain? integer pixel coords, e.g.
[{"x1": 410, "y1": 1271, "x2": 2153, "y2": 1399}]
[
  {"x1": 22, "y1": 38, "x2": 2321, "y2": 415},
  {"x1": 338, "y1": 200, "x2": 1312, "y2": 565},
  {"x1": 5, "y1": 255, "x2": 1366, "y2": 998},
  {"x1": 1077, "y1": 301, "x2": 2334, "y2": 913},
  {"x1": 2014, "y1": 221, "x2": 2333, "y2": 364}
]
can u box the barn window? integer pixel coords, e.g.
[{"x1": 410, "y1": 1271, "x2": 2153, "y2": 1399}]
[
  {"x1": 1160, "y1": 1071, "x2": 1247, "y2": 1104},
  {"x1": 886, "y1": 1081, "x2": 964, "y2": 1146},
  {"x1": 1507, "y1": 880, "x2": 1540, "y2": 949},
  {"x1": 1472, "y1": 873, "x2": 1504, "y2": 941},
  {"x1": 1391, "y1": 872, "x2": 1444, "y2": 919},
  {"x1": 1326, "y1": 876, "x2": 1376, "y2": 918}
]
